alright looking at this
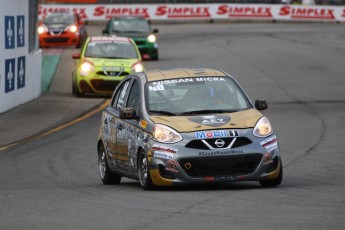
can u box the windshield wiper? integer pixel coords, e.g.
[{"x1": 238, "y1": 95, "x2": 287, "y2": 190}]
[
  {"x1": 149, "y1": 110, "x2": 177, "y2": 116},
  {"x1": 86, "y1": 56, "x2": 127, "y2": 59},
  {"x1": 111, "y1": 30, "x2": 124, "y2": 33},
  {"x1": 124, "y1": 30, "x2": 144, "y2": 33},
  {"x1": 179, "y1": 110, "x2": 238, "y2": 115}
]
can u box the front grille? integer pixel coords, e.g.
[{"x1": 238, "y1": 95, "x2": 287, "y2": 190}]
[
  {"x1": 185, "y1": 137, "x2": 252, "y2": 150},
  {"x1": 179, "y1": 154, "x2": 262, "y2": 177},
  {"x1": 95, "y1": 71, "x2": 130, "y2": 77},
  {"x1": 44, "y1": 37, "x2": 69, "y2": 43},
  {"x1": 48, "y1": 29, "x2": 65, "y2": 35},
  {"x1": 90, "y1": 79, "x2": 119, "y2": 91}
]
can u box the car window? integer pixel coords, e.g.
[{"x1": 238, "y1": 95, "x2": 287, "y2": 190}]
[
  {"x1": 126, "y1": 80, "x2": 141, "y2": 115},
  {"x1": 84, "y1": 42, "x2": 138, "y2": 59},
  {"x1": 146, "y1": 77, "x2": 252, "y2": 114},
  {"x1": 112, "y1": 19, "x2": 151, "y2": 33},
  {"x1": 112, "y1": 80, "x2": 131, "y2": 111}
]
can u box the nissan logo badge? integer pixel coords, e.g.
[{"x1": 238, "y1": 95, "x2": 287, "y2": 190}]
[{"x1": 215, "y1": 139, "x2": 225, "y2": 148}]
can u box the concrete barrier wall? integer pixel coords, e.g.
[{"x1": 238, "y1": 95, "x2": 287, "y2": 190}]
[{"x1": 0, "y1": 0, "x2": 42, "y2": 113}]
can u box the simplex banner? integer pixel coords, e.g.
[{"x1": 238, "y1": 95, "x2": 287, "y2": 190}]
[{"x1": 38, "y1": 4, "x2": 345, "y2": 22}]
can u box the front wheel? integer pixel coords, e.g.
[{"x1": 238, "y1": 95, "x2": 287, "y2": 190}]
[
  {"x1": 98, "y1": 143, "x2": 121, "y2": 185},
  {"x1": 138, "y1": 150, "x2": 154, "y2": 190},
  {"x1": 259, "y1": 159, "x2": 283, "y2": 187}
]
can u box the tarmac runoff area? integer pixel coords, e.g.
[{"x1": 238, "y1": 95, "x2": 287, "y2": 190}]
[{"x1": 0, "y1": 50, "x2": 106, "y2": 151}]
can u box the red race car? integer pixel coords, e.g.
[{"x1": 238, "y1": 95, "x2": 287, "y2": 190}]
[{"x1": 38, "y1": 11, "x2": 88, "y2": 48}]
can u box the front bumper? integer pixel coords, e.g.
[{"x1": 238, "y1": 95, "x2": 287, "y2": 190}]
[
  {"x1": 39, "y1": 32, "x2": 80, "y2": 47},
  {"x1": 136, "y1": 43, "x2": 158, "y2": 60},
  {"x1": 75, "y1": 70, "x2": 131, "y2": 95},
  {"x1": 147, "y1": 132, "x2": 281, "y2": 186}
]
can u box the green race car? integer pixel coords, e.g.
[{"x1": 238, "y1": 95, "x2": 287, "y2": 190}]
[
  {"x1": 102, "y1": 16, "x2": 159, "y2": 61},
  {"x1": 72, "y1": 36, "x2": 144, "y2": 97}
]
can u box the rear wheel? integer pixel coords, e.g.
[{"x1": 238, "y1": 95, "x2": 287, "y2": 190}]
[
  {"x1": 138, "y1": 150, "x2": 154, "y2": 190},
  {"x1": 259, "y1": 159, "x2": 283, "y2": 187},
  {"x1": 98, "y1": 143, "x2": 121, "y2": 185}
]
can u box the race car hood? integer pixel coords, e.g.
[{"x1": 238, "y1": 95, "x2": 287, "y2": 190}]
[
  {"x1": 85, "y1": 58, "x2": 138, "y2": 68},
  {"x1": 150, "y1": 109, "x2": 263, "y2": 132}
]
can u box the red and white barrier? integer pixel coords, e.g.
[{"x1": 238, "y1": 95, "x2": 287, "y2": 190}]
[{"x1": 38, "y1": 4, "x2": 345, "y2": 22}]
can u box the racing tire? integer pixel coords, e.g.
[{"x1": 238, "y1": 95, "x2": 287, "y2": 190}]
[
  {"x1": 74, "y1": 84, "x2": 83, "y2": 97},
  {"x1": 138, "y1": 150, "x2": 154, "y2": 190},
  {"x1": 98, "y1": 143, "x2": 121, "y2": 185},
  {"x1": 259, "y1": 159, "x2": 283, "y2": 187},
  {"x1": 72, "y1": 79, "x2": 76, "y2": 95}
]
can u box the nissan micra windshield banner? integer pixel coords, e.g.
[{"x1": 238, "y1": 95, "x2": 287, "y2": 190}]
[{"x1": 39, "y1": 4, "x2": 345, "y2": 22}]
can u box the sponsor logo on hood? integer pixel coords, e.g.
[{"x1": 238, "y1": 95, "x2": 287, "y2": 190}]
[{"x1": 189, "y1": 115, "x2": 230, "y2": 127}]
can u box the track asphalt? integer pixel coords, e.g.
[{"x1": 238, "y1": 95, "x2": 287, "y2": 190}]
[{"x1": 0, "y1": 51, "x2": 106, "y2": 151}]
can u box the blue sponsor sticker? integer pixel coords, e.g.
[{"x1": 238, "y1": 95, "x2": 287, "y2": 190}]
[
  {"x1": 17, "y1": 15, "x2": 25, "y2": 47},
  {"x1": 5, "y1": 59, "x2": 16, "y2": 93},
  {"x1": 5, "y1": 16, "x2": 15, "y2": 49},
  {"x1": 195, "y1": 130, "x2": 230, "y2": 139},
  {"x1": 17, "y1": 56, "x2": 25, "y2": 89}
]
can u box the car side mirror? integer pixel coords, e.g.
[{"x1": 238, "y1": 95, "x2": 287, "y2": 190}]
[
  {"x1": 255, "y1": 99, "x2": 268, "y2": 111},
  {"x1": 120, "y1": 108, "x2": 138, "y2": 120},
  {"x1": 72, "y1": 53, "x2": 80, "y2": 59},
  {"x1": 152, "y1": 28, "x2": 159, "y2": 34}
]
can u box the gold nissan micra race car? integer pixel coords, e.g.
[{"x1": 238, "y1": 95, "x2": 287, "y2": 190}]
[{"x1": 97, "y1": 68, "x2": 283, "y2": 190}]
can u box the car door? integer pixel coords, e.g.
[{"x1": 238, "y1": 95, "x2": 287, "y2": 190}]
[
  {"x1": 114, "y1": 79, "x2": 142, "y2": 174},
  {"x1": 105, "y1": 79, "x2": 132, "y2": 170}
]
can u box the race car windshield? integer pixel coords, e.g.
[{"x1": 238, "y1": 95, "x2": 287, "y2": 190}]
[
  {"x1": 44, "y1": 13, "x2": 75, "y2": 25},
  {"x1": 84, "y1": 42, "x2": 138, "y2": 59},
  {"x1": 112, "y1": 20, "x2": 151, "y2": 33},
  {"x1": 146, "y1": 77, "x2": 253, "y2": 115}
]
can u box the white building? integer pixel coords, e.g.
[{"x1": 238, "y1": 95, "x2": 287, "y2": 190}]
[{"x1": 0, "y1": 0, "x2": 42, "y2": 113}]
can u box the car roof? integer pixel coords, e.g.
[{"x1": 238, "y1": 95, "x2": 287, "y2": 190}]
[{"x1": 143, "y1": 68, "x2": 228, "y2": 82}]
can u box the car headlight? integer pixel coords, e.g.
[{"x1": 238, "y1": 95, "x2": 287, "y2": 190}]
[
  {"x1": 37, "y1": 25, "x2": 47, "y2": 34},
  {"x1": 65, "y1": 24, "x2": 78, "y2": 33},
  {"x1": 81, "y1": 61, "x2": 94, "y2": 73},
  {"x1": 132, "y1": 62, "x2": 144, "y2": 73},
  {"x1": 69, "y1": 25, "x2": 78, "y2": 33},
  {"x1": 253, "y1": 116, "x2": 273, "y2": 137},
  {"x1": 153, "y1": 124, "x2": 182, "y2": 143},
  {"x1": 147, "y1": 34, "x2": 156, "y2": 43}
]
